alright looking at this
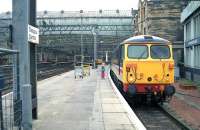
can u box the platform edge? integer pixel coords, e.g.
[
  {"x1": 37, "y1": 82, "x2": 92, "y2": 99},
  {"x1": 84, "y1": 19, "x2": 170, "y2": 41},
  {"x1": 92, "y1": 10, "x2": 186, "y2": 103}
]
[{"x1": 108, "y1": 69, "x2": 147, "y2": 130}]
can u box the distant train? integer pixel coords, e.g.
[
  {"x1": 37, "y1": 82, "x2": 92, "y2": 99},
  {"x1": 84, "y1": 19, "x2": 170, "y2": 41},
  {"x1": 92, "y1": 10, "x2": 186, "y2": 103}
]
[{"x1": 111, "y1": 35, "x2": 175, "y2": 103}]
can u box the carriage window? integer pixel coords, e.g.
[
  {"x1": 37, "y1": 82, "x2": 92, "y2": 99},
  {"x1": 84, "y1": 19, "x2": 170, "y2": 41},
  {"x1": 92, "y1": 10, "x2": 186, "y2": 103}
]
[
  {"x1": 151, "y1": 45, "x2": 170, "y2": 59},
  {"x1": 128, "y1": 45, "x2": 148, "y2": 59}
]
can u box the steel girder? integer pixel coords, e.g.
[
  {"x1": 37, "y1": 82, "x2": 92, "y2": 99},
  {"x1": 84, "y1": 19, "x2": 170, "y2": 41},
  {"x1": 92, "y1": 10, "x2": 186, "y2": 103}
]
[{"x1": 39, "y1": 24, "x2": 134, "y2": 35}]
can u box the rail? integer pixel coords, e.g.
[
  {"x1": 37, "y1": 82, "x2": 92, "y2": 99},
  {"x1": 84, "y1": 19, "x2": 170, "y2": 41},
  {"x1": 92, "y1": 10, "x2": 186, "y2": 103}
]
[{"x1": 158, "y1": 104, "x2": 192, "y2": 130}]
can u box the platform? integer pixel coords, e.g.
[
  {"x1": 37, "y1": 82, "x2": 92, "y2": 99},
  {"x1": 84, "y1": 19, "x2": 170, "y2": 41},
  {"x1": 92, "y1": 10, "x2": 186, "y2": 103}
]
[{"x1": 33, "y1": 66, "x2": 144, "y2": 130}]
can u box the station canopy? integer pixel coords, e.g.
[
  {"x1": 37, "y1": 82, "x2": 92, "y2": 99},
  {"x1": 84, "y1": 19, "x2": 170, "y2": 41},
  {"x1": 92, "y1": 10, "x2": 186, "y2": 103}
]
[{"x1": 0, "y1": 10, "x2": 136, "y2": 59}]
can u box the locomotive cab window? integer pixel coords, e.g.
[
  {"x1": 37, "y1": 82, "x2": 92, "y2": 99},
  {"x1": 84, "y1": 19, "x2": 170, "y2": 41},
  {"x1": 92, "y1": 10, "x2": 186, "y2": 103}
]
[
  {"x1": 128, "y1": 45, "x2": 148, "y2": 59},
  {"x1": 150, "y1": 45, "x2": 170, "y2": 59}
]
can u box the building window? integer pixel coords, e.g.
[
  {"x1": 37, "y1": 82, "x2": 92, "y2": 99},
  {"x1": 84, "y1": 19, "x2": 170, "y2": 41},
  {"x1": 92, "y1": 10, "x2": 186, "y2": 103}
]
[
  {"x1": 194, "y1": 45, "x2": 200, "y2": 68},
  {"x1": 186, "y1": 47, "x2": 191, "y2": 66},
  {"x1": 194, "y1": 13, "x2": 200, "y2": 38},
  {"x1": 186, "y1": 21, "x2": 191, "y2": 41}
]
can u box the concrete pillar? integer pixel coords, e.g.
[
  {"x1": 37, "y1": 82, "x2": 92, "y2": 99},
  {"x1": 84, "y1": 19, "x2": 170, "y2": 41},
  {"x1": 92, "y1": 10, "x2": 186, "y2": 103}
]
[{"x1": 12, "y1": 0, "x2": 32, "y2": 129}]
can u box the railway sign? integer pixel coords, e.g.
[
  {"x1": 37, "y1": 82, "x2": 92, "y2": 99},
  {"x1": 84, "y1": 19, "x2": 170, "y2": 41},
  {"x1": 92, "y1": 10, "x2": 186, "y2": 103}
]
[{"x1": 28, "y1": 24, "x2": 39, "y2": 44}]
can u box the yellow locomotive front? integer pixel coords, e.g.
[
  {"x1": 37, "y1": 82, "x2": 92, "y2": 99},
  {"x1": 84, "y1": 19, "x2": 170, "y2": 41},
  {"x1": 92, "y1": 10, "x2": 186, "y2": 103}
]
[
  {"x1": 111, "y1": 35, "x2": 175, "y2": 103},
  {"x1": 124, "y1": 44, "x2": 174, "y2": 84}
]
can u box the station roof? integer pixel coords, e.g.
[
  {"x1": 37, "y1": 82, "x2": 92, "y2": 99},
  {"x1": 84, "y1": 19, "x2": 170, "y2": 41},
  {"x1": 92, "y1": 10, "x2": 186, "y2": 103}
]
[
  {"x1": 0, "y1": 10, "x2": 135, "y2": 19},
  {"x1": 37, "y1": 10, "x2": 135, "y2": 18},
  {"x1": 0, "y1": 10, "x2": 135, "y2": 36},
  {"x1": 121, "y1": 35, "x2": 171, "y2": 44}
]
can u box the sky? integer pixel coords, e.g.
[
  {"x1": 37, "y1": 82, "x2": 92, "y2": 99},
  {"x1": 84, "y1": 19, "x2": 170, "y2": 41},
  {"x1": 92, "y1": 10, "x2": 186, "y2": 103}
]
[{"x1": 0, "y1": 0, "x2": 139, "y2": 13}]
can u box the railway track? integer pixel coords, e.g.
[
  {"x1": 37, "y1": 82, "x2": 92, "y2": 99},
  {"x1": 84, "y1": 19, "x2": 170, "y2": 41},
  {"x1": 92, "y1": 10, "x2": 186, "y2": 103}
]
[
  {"x1": 37, "y1": 65, "x2": 72, "y2": 80},
  {"x1": 131, "y1": 103, "x2": 191, "y2": 130},
  {"x1": 110, "y1": 71, "x2": 192, "y2": 130},
  {"x1": 0, "y1": 62, "x2": 73, "y2": 94}
]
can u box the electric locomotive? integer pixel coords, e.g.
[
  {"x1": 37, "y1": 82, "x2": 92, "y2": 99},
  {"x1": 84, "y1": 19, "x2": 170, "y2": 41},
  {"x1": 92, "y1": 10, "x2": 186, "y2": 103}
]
[{"x1": 111, "y1": 35, "x2": 175, "y2": 103}]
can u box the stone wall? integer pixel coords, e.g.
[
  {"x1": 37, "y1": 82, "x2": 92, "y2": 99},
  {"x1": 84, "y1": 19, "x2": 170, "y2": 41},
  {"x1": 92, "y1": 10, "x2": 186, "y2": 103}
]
[
  {"x1": 146, "y1": 0, "x2": 184, "y2": 42},
  {"x1": 137, "y1": 0, "x2": 184, "y2": 42}
]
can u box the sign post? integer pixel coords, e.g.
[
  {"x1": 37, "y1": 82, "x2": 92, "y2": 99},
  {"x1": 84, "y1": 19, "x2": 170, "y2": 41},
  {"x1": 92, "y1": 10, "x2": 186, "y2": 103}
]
[{"x1": 28, "y1": 25, "x2": 39, "y2": 44}]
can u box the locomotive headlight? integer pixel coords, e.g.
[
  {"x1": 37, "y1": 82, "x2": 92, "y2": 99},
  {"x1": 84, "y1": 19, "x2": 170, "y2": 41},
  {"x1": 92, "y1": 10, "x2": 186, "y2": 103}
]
[
  {"x1": 129, "y1": 77, "x2": 134, "y2": 82},
  {"x1": 165, "y1": 78, "x2": 169, "y2": 82},
  {"x1": 126, "y1": 64, "x2": 131, "y2": 72},
  {"x1": 169, "y1": 63, "x2": 174, "y2": 70}
]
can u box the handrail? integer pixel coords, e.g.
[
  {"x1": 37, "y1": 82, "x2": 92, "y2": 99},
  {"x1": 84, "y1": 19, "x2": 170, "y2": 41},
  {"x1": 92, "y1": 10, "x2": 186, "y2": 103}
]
[{"x1": 0, "y1": 48, "x2": 19, "y2": 55}]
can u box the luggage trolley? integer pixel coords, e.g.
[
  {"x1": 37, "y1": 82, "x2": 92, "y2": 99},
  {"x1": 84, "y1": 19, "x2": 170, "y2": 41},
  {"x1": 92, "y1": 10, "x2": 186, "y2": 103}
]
[
  {"x1": 82, "y1": 56, "x2": 92, "y2": 76},
  {"x1": 83, "y1": 64, "x2": 90, "y2": 76},
  {"x1": 74, "y1": 55, "x2": 92, "y2": 78}
]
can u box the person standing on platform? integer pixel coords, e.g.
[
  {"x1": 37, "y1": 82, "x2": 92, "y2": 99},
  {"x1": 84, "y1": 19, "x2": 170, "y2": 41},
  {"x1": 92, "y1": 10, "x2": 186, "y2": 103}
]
[{"x1": 101, "y1": 62, "x2": 105, "y2": 79}]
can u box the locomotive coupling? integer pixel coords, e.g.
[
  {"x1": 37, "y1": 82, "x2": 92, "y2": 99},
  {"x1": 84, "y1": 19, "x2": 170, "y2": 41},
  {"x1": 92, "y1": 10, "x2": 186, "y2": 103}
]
[{"x1": 164, "y1": 85, "x2": 175, "y2": 96}]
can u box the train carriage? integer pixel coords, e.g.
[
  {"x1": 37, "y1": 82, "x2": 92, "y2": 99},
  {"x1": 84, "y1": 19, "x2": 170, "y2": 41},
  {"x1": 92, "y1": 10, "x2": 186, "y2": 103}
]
[{"x1": 111, "y1": 35, "x2": 175, "y2": 103}]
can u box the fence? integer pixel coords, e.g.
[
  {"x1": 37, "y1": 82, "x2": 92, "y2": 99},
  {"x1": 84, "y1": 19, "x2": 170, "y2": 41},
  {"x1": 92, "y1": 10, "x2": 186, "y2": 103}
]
[
  {"x1": 0, "y1": 26, "x2": 12, "y2": 49},
  {"x1": 0, "y1": 48, "x2": 21, "y2": 130}
]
